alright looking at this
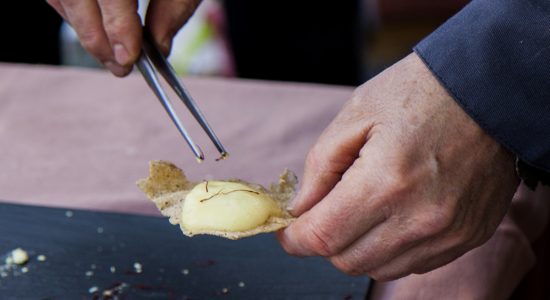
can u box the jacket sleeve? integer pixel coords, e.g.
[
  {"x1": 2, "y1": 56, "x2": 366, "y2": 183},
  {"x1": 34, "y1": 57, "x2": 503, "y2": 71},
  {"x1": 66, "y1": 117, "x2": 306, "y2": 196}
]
[{"x1": 413, "y1": 0, "x2": 550, "y2": 178}]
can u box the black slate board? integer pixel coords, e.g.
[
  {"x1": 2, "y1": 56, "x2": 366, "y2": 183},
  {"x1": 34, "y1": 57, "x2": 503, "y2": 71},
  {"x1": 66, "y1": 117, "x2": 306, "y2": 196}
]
[{"x1": 0, "y1": 203, "x2": 369, "y2": 299}]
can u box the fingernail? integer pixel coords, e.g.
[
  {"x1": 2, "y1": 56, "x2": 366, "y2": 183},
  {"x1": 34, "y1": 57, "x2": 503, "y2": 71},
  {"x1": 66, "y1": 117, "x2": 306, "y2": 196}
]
[
  {"x1": 286, "y1": 189, "x2": 301, "y2": 212},
  {"x1": 104, "y1": 61, "x2": 127, "y2": 77},
  {"x1": 160, "y1": 38, "x2": 172, "y2": 56},
  {"x1": 286, "y1": 203, "x2": 295, "y2": 212},
  {"x1": 113, "y1": 43, "x2": 130, "y2": 66}
]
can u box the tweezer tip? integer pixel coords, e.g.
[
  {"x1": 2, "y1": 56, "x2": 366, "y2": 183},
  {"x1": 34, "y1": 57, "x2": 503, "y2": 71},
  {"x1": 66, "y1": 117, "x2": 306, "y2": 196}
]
[
  {"x1": 215, "y1": 152, "x2": 229, "y2": 162},
  {"x1": 196, "y1": 156, "x2": 205, "y2": 164}
]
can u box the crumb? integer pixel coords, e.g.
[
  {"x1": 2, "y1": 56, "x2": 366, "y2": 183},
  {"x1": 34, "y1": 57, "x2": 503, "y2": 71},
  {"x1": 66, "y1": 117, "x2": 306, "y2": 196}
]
[
  {"x1": 97, "y1": 227, "x2": 104, "y2": 234},
  {"x1": 88, "y1": 286, "x2": 99, "y2": 294},
  {"x1": 85, "y1": 271, "x2": 94, "y2": 277},
  {"x1": 238, "y1": 281, "x2": 245, "y2": 288},
  {"x1": 133, "y1": 262, "x2": 143, "y2": 273},
  {"x1": 110, "y1": 266, "x2": 116, "y2": 273},
  {"x1": 101, "y1": 282, "x2": 129, "y2": 297},
  {"x1": 90, "y1": 264, "x2": 96, "y2": 270},
  {"x1": 10, "y1": 248, "x2": 29, "y2": 265},
  {"x1": 37, "y1": 255, "x2": 46, "y2": 262},
  {"x1": 65, "y1": 210, "x2": 73, "y2": 218},
  {"x1": 21, "y1": 267, "x2": 29, "y2": 273},
  {"x1": 1, "y1": 272, "x2": 8, "y2": 278},
  {"x1": 222, "y1": 287, "x2": 229, "y2": 294},
  {"x1": 181, "y1": 269, "x2": 189, "y2": 275}
]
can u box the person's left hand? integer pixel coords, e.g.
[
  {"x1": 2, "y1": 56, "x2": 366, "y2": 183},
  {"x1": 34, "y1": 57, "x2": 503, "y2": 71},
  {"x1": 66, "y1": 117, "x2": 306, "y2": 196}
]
[{"x1": 277, "y1": 53, "x2": 519, "y2": 280}]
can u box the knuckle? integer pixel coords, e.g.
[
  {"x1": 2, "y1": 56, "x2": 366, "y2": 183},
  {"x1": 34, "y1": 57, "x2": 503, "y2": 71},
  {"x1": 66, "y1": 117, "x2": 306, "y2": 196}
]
[
  {"x1": 349, "y1": 84, "x2": 369, "y2": 106},
  {"x1": 304, "y1": 148, "x2": 318, "y2": 170},
  {"x1": 441, "y1": 229, "x2": 476, "y2": 255},
  {"x1": 79, "y1": 28, "x2": 108, "y2": 58},
  {"x1": 379, "y1": 172, "x2": 409, "y2": 200},
  {"x1": 456, "y1": 226, "x2": 477, "y2": 246},
  {"x1": 401, "y1": 213, "x2": 455, "y2": 247},
  {"x1": 448, "y1": 216, "x2": 484, "y2": 247},
  {"x1": 304, "y1": 145, "x2": 332, "y2": 176},
  {"x1": 303, "y1": 222, "x2": 338, "y2": 256},
  {"x1": 339, "y1": 91, "x2": 370, "y2": 123},
  {"x1": 103, "y1": 16, "x2": 132, "y2": 38},
  {"x1": 462, "y1": 223, "x2": 491, "y2": 249},
  {"x1": 279, "y1": 237, "x2": 299, "y2": 256},
  {"x1": 389, "y1": 233, "x2": 416, "y2": 251},
  {"x1": 419, "y1": 209, "x2": 456, "y2": 236},
  {"x1": 348, "y1": 91, "x2": 363, "y2": 108},
  {"x1": 305, "y1": 145, "x2": 323, "y2": 169},
  {"x1": 332, "y1": 257, "x2": 362, "y2": 276}
]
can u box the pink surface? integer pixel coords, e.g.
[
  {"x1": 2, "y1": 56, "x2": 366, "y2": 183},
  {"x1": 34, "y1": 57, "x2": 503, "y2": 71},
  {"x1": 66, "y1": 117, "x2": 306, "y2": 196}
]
[{"x1": 0, "y1": 63, "x2": 351, "y2": 214}]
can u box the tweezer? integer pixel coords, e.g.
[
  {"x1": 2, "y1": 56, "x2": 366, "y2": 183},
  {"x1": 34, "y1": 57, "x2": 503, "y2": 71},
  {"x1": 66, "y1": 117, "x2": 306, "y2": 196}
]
[{"x1": 135, "y1": 30, "x2": 228, "y2": 162}]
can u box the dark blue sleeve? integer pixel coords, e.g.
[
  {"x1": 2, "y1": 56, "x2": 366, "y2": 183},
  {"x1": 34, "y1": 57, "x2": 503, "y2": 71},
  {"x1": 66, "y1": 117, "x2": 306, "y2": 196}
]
[{"x1": 414, "y1": 0, "x2": 550, "y2": 175}]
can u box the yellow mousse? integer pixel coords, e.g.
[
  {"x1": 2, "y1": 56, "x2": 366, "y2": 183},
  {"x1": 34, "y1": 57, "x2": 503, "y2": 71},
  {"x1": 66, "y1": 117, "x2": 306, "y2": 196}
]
[{"x1": 181, "y1": 181, "x2": 283, "y2": 233}]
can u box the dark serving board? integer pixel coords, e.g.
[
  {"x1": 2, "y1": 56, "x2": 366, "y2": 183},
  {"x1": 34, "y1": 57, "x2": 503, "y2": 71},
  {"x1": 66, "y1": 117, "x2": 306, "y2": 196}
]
[{"x1": 0, "y1": 203, "x2": 370, "y2": 300}]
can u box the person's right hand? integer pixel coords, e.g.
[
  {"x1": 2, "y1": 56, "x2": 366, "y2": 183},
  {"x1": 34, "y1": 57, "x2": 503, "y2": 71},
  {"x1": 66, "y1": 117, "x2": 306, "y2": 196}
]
[{"x1": 47, "y1": 0, "x2": 201, "y2": 77}]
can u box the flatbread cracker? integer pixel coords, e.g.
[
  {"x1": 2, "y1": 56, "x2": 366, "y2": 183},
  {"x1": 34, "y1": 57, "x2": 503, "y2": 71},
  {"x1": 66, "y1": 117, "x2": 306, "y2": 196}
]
[{"x1": 137, "y1": 160, "x2": 297, "y2": 240}]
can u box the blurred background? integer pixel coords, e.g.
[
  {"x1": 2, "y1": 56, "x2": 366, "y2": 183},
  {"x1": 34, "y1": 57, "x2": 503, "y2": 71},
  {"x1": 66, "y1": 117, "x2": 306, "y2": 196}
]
[{"x1": 0, "y1": 0, "x2": 468, "y2": 86}]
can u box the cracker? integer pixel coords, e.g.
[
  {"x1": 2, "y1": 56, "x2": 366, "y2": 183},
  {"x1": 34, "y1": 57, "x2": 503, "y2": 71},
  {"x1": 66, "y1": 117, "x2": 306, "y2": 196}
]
[{"x1": 137, "y1": 160, "x2": 297, "y2": 239}]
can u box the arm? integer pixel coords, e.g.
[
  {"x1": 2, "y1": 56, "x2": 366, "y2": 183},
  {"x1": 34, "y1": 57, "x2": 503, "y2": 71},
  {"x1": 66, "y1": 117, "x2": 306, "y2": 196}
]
[
  {"x1": 278, "y1": 52, "x2": 519, "y2": 280},
  {"x1": 415, "y1": 0, "x2": 550, "y2": 180}
]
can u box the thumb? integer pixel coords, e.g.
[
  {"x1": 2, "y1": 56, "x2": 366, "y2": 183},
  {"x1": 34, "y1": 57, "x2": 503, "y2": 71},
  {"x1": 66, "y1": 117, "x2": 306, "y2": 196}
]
[
  {"x1": 145, "y1": 0, "x2": 202, "y2": 55},
  {"x1": 290, "y1": 99, "x2": 374, "y2": 216}
]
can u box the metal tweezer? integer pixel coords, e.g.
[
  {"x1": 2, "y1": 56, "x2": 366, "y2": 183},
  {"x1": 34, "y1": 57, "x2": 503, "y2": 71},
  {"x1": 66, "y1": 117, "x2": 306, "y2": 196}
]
[{"x1": 135, "y1": 30, "x2": 228, "y2": 162}]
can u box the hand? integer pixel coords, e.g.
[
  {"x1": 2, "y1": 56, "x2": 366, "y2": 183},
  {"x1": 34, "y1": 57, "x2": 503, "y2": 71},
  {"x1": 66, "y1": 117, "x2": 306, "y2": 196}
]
[
  {"x1": 47, "y1": 0, "x2": 201, "y2": 76},
  {"x1": 277, "y1": 53, "x2": 519, "y2": 280}
]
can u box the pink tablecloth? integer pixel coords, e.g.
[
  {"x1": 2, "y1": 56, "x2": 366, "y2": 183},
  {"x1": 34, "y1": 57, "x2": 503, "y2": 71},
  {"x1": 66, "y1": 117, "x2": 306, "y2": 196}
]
[
  {"x1": 0, "y1": 63, "x2": 351, "y2": 214},
  {"x1": 0, "y1": 63, "x2": 548, "y2": 299}
]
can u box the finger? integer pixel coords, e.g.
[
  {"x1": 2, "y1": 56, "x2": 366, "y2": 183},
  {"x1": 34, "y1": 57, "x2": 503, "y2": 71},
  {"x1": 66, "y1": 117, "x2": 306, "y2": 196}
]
[
  {"x1": 330, "y1": 193, "x2": 490, "y2": 279},
  {"x1": 60, "y1": 0, "x2": 129, "y2": 76},
  {"x1": 145, "y1": 0, "x2": 202, "y2": 55},
  {"x1": 327, "y1": 216, "x2": 427, "y2": 277},
  {"x1": 365, "y1": 196, "x2": 497, "y2": 280},
  {"x1": 46, "y1": 0, "x2": 68, "y2": 19},
  {"x1": 327, "y1": 190, "x2": 470, "y2": 277},
  {"x1": 289, "y1": 96, "x2": 375, "y2": 215},
  {"x1": 340, "y1": 170, "x2": 512, "y2": 280},
  {"x1": 365, "y1": 232, "x2": 477, "y2": 281},
  {"x1": 278, "y1": 153, "x2": 388, "y2": 257},
  {"x1": 97, "y1": 0, "x2": 142, "y2": 67}
]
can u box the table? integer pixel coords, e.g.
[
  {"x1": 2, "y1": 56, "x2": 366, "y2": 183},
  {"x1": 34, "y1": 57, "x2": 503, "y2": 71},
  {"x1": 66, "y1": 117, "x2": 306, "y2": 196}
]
[
  {"x1": 0, "y1": 203, "x2": 369, "y2": 299},
  {"x1": 0, "y1": 63, "x2": 370, "y2": 299},
  {"x1": 0, "y1": 63, "x2": 352, "y2": 214}
]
